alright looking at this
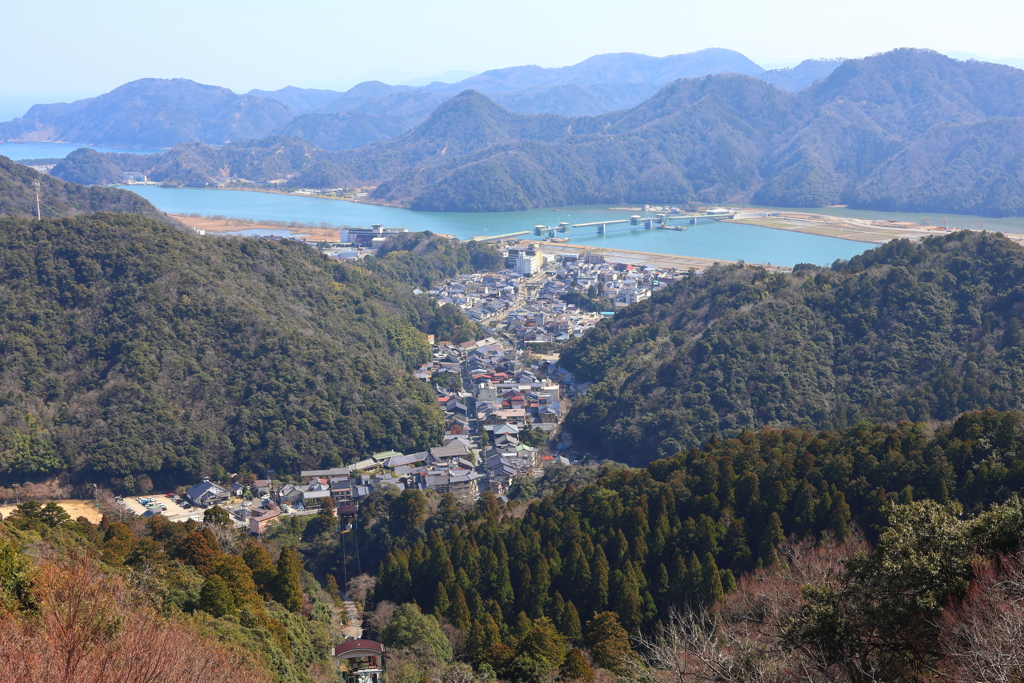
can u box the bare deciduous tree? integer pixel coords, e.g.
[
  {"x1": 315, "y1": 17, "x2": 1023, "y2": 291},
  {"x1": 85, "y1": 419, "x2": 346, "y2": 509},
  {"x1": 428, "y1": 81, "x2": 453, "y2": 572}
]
[
  {"x1": 941, "y1": 552, "x2": 1024, "y2": 683},
  {"x1": 623, "y1": 533, "x2": 869, "y2": 683},
  {"x1": 0, "y1": 552, "x2": 266, "y2": 683},
  {"x1": 348, "y1": 572, "x2": 377, "y2": 604},
  {"x1": 625, "y1": 609, "x2": 779, "y2": 683},
  {"x1": 363, "y1": 600, "x2": 397, "y2": 640}
]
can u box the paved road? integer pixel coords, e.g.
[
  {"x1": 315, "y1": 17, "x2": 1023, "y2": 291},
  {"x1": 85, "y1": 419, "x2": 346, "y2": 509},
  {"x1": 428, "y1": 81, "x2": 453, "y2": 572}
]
[{"x1": 340, "y1": 593, "x2": 363, "y2": 639}]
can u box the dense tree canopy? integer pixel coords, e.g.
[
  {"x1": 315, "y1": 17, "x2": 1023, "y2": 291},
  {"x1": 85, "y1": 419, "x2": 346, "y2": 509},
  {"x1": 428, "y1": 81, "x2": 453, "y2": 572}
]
[
  {"x1": 563, "y1": 231, "x2": 1024, "y2": 465},
  {"x1": 0, "y1": 212, "x2": 460, "y2": 487},
  {"x1": 365, "y1": 409, "x2": 1024, "y2": 652}
]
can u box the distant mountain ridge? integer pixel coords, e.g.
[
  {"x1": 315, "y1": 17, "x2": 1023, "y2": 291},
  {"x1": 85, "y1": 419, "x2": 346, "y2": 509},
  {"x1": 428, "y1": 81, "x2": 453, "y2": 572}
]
[
  {"x1": 71, "y1": 50, "x2": 1024, "y2": 216},
  {"x1": 358, "y1": 49, "x2": 1024, "y2": 216},
  {"x1": 37, "y1": 49, "x2": 1024, "y2": 216},
  {"x1": 0, "y1": 78, "x2": 297, "y2": 149},
  {"x1": 246, "y1": 85, "x2": 340, "y2": 112},
  {"x1": 1, "y1": 50, "x2": 841, "y2": 152}
]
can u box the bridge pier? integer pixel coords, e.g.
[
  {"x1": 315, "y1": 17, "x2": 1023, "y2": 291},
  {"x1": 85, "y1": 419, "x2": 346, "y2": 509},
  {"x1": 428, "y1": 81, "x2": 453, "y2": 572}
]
[{"x1": 597, "y1": 223, "x2": 607, "y2": 234}]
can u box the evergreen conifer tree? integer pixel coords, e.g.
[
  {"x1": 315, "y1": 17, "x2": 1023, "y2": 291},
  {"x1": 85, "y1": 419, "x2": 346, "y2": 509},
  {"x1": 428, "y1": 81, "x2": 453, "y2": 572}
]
[
  {"x1": 700, "y1": 552, "x2": 724, "y2": 607},
  {"x1": 513, "y1": 611, "x2": 533, "y2": 639},
  {"x1": 272, "y1": 545, "x2": 304, "y2": 612},
  {"x1": 326, "y1": 573, "x2": 343, "y2": 606},
  {"x1": 590, "y1": 545, "x2": 609, "y2": 612},
  {"x1": 211, "y1": 554, "x2": 263, "y2": 612},
  {"x1": 584, "y1": 612, "x2": 632, "y2": 674},
  {"x1": 242, "y1": 539, "x2": 276, "y2": 596},
  {"x1": 174, "y1": 529, "x2": 219, "y2": 576},
  {"x1": 434, "y1": 582, "x2": 451, "y2": 618},
  {"x1": 829, "y1": 490, "x2": 852, "y2": 540},
  {"x1": 560, "y1": 647, "x2": 595, "y2": 682},
  {"x1": 563, "y1": 600, "x2": 583, "y2": 644},
  {"x1": 199, "y1": 574, "x2": 236, "y2": 618},
  {"x1": 450, "y1": 585, "x2": 472, "y2": 631},
  {"x1": 758, "y1": 512, "x2": 785, "y2": 567}
]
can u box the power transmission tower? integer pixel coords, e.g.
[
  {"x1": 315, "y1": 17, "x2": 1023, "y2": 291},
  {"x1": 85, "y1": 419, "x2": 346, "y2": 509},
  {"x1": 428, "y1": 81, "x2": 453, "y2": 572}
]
[{"x1": 33, "y1": 179, "x2": 41, "y2": 220}]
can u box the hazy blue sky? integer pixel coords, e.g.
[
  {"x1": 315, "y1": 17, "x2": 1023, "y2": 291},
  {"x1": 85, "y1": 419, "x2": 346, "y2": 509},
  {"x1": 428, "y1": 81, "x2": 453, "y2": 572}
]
[{"x1": 1, "y1": 0, "x2": 1021, "y2": 110}]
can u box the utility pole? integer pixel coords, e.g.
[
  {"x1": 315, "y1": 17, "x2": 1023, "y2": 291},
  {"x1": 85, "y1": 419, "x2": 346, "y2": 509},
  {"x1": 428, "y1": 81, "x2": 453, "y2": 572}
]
[{"x1": 33, "y1": 179, "x2": 41, "y2": 220}]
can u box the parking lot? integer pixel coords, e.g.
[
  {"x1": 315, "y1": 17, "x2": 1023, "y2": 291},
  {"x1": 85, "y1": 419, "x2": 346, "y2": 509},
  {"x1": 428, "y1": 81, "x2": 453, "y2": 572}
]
[
  {"x1": 119, "y1": 493, "x2": 202, "y2": 523},
  {"x1": 114, "y1": 491, "x2": 292, "y2": 529}
]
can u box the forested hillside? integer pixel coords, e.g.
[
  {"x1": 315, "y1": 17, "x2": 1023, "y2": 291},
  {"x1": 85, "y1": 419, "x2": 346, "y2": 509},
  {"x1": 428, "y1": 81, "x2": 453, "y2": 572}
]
[
  {"x1": 561, "y1": 231, "x2": 1024, "y2": 465},
  {"x1": 355, "y1": 409, "x2": 1024, "y2": 681},
  {"x1": 0, "y1": 213, "x2": 494, "y2": 488},
  {"x1": 0, "y1": 500, "x2": 349, "y2": 682},
  {"x1": 0, "y1": 154, "x2": 167, "y2": 220},
  {"x1": 48, "y1": 147, "x2": 125, "y2": 185}
]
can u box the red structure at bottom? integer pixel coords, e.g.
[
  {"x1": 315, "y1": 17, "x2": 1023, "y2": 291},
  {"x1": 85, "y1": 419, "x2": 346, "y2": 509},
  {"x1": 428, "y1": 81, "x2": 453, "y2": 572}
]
[{"x1": 331, "y1": 640, "x2": 386, "y2": 683}]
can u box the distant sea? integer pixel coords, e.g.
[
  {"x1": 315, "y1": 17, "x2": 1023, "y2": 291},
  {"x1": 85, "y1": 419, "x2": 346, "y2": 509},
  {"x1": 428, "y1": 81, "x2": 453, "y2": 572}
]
[
  {"x1": 120, "y1": 185, "x2": 871, "y2": 267},
  {"x1": 0, "y1": 141, "x2": 163, "y2": 160}
]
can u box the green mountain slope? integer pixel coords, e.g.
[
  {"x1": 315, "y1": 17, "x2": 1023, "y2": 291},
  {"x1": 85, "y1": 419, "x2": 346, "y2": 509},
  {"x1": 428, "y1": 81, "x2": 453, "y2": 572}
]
[
  {"x1": 560, "y1": 231, "x2": 1024, "y2": 466},
  {"x1": 0, "y1": 211, "x2": 462, "y2": 486},
  {"x1": 0, "y1": 154, "x2": 167, "y2": 220},
  {"x1": 48, "y1": 147, "x2": 125, "y2": 185},
  {"x1": 367, "y1": 409, "x2": 1024, "y2": 627},
  {"x1": 843, "y1": 117, "x2": 1024, "y2": 216}
]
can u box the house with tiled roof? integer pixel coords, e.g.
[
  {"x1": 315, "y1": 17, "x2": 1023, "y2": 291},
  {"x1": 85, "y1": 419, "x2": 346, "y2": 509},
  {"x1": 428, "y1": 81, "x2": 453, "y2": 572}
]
[{"x1": 186, "y1": 481, "x2": 230, "y2": 507}]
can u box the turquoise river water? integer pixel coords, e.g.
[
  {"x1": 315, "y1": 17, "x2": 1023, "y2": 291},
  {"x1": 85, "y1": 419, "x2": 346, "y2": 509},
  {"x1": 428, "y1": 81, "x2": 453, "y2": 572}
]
[
  {"x1": 120, "y1": 186, "x2": 873, "y2": 267},
  {"x1": 6, "y1": 142, "x2": 1021, "y2": 266}
]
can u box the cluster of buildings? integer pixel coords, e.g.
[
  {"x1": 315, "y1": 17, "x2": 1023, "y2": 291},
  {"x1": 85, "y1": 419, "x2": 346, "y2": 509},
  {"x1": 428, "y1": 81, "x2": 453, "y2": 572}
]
[
  {"x1": 428, "y1": 272, "x2": 524, "y2": 324},
  {"x1": 430, "y1": 247, "x2": 680, "y2": 346},
  {"x1": 165, "y1": 240, "x2": 688, "y2": 537},
  {"x1": 538, "y1": 253, "x2": 671, "y2": 308},
  {"x1": 291, "y1": 440, "x2": 481, "y2": 504},
  {"x1": 419, "y1": 336, "x2": 573, "y2": 494}
]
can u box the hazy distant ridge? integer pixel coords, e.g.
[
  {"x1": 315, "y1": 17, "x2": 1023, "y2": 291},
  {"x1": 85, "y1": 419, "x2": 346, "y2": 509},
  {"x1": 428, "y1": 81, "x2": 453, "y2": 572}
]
[
  {"x1": 76, "y1": 49, "x2": 1024, "y2": 217},
  {"x1": 0, "y1": 78, "x2": 296, "y2": 148},
  {"x1": 1, "y1": 49, "x2": 840, "y2": 151}
]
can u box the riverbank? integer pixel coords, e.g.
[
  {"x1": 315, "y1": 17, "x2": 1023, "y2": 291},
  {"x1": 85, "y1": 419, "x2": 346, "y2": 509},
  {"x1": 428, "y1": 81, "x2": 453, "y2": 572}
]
[
  {"x1": 170, "y1": 183, "x2": 398, "y2": 206},
  {"x1": 170, "y1": 214, "x2": 341, "y2": 241},
  {"x1": 536, "y1": 242, "x2": 791, "y2": 273},
  {"x1": 730, "y1": 211, "x2": 1024, "y2": 246}
]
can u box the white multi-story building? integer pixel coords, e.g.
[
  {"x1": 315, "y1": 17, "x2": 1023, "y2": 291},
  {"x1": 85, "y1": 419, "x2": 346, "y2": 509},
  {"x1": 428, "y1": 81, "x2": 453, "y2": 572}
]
[{"x1": 515, "y1": 250, "x2": 542, "y2": 276}]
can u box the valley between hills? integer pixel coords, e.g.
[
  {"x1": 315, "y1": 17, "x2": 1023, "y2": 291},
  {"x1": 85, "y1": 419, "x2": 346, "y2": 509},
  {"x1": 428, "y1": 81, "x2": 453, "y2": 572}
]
[{"x1": 3, "y1": 43, "x2": 1024, "y2": 683}]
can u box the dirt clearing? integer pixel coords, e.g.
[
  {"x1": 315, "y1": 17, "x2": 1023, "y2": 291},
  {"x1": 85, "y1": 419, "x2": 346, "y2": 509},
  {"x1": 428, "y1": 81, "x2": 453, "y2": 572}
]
[{"x1": 0, "y1": 499, "x2": 103, "y2": 523}]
